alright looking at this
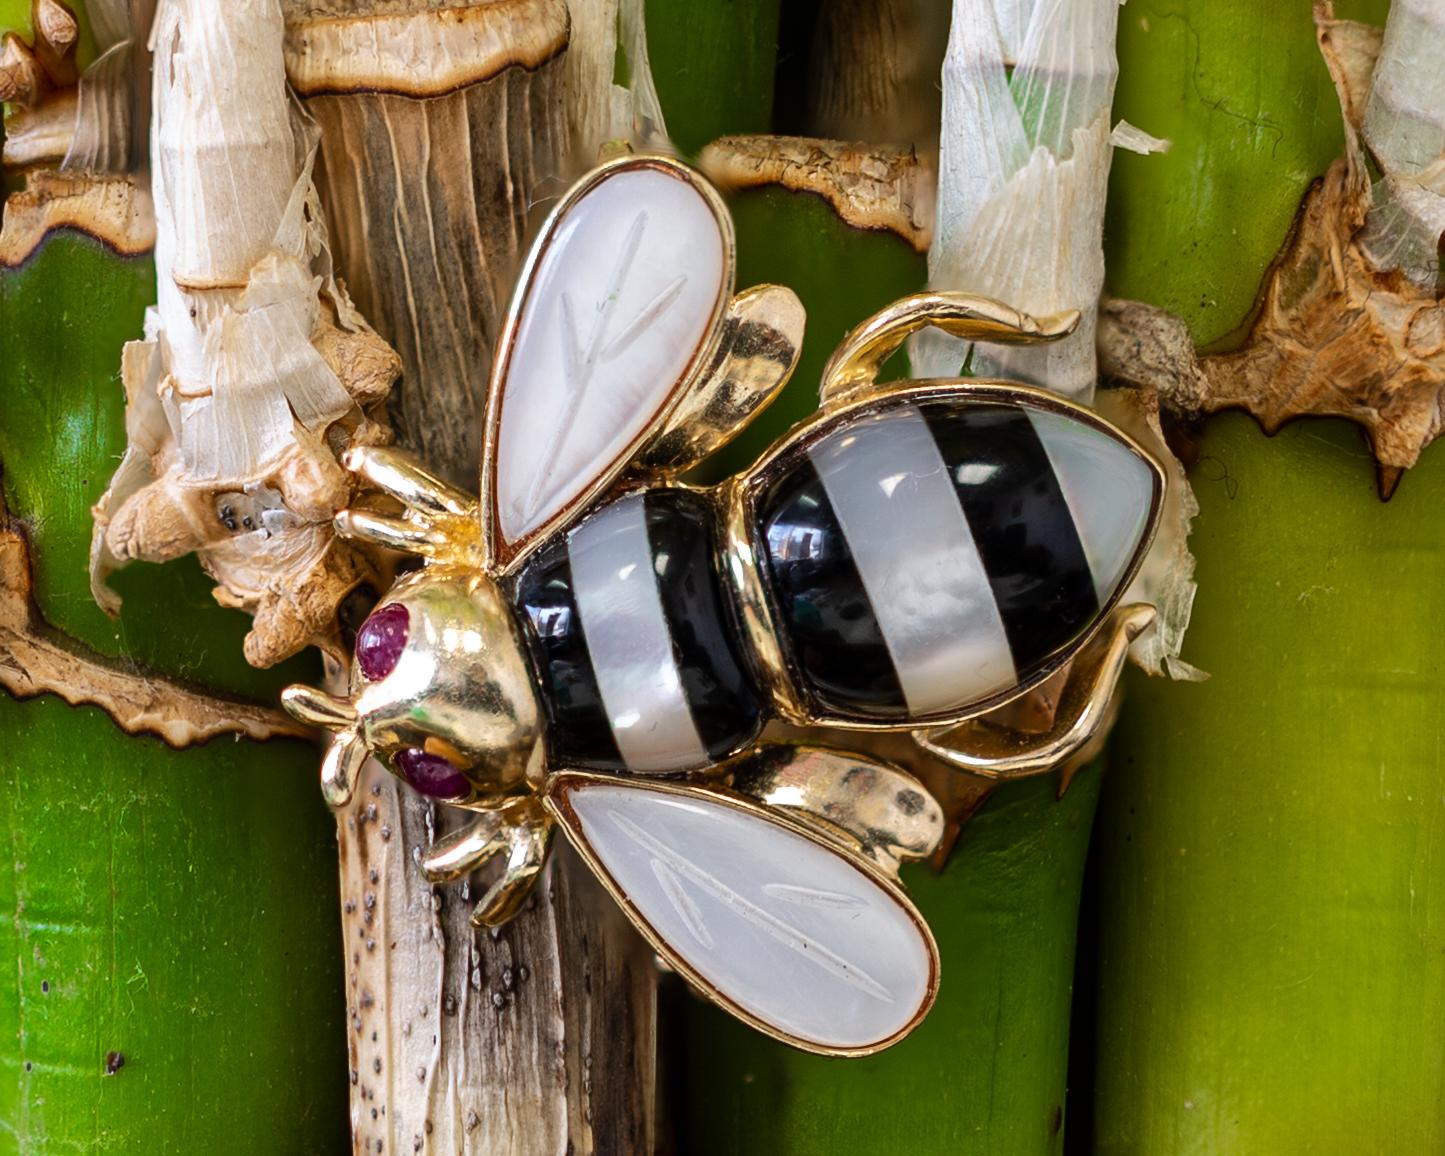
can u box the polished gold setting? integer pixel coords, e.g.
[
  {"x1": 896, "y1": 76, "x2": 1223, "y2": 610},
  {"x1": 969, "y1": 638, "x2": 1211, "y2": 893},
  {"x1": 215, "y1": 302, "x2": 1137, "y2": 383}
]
[
  {"x1": 281, "y1": 155, "x2": 1167, "y2": 1056},
  {"x1": 818, "y1": 290, "x2": 1081, "y2": 402},
  {"x1": 636, "y1": 283, "x2": 806, "y2": 479},
  {"x1": 726, "y1": 743, "x2": 945, "y2": 879},
  {"x1": 912, "y1": 602, "x2": 1157, "y2": 779}
]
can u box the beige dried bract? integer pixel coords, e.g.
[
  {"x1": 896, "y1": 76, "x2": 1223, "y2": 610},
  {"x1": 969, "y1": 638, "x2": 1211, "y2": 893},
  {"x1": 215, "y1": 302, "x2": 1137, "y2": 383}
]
[
  {"x1": 1094, "y1": 385, "x2": 1205, "y2": 683},
  {"x1": 0, "y1": 169, "x2": 154, "y2": 264},
  {"x1": 0, "y1": 0, "x2": 81, "y2": 169},
  {"x1": 699, "y1": 135, "x2": 935, "y2": 253},
  {"x1": 284, "y1": 0, "x2": 567, "y2": 98},
  {"x1": 89, "y1": 0, "x2": 401, "y2": 668},
  {"x1": 0, "y1": 504, "x2": 306, "y2": 746}
]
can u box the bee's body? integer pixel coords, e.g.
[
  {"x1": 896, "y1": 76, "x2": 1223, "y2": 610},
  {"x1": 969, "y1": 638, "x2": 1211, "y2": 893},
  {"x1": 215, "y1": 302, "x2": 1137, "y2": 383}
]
[
  {"x1": 511, "y1": 388, "x2": 1158, "y2": 777},
  {"x1": 282, "y1": 154, "x2": 1166, "y2": 1055}
]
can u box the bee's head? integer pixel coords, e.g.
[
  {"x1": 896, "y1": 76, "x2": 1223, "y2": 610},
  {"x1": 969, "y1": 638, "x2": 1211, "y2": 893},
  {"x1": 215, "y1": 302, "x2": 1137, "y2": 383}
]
[
  {"x1": 284, "y1": 569, "x2": 543, "y2": 807},
  {"x1": 349, "y1": 569, "x2": 543, "y2": 802}
]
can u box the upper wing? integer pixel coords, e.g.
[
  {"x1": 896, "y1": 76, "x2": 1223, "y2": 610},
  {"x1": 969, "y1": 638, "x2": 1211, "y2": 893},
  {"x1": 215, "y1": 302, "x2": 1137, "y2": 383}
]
[
  {"x1": 545, "y1": 772, "x2": 939, "y2": 1056},
  {"x1": 482, "y1": 156, "x2": 734, "y2": 572}
]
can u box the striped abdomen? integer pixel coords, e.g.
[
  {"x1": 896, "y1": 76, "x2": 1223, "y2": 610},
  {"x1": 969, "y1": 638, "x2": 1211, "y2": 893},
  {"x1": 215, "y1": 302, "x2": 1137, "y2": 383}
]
[
  {"x1": 511, "y1": 489, "x2": 762, "y2": 773},
  {"x1": 752, "y1": 393, "x2": 1160, "y2": 723}
]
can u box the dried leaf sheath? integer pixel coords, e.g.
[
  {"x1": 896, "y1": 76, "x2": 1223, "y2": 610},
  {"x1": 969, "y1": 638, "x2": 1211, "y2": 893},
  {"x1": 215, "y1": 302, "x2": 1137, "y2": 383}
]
[
  {"x1": 91, "y1": 0, "x2": 400, "y2": 668},
  {"x1": 913, "y1": 0, "x2": 1126, "y2": 403}
]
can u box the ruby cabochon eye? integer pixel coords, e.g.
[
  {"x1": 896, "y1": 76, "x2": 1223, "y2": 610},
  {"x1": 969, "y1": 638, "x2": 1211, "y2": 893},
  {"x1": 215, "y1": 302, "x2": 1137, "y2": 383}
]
[
  {"x1": 394, "y1": 748, "x2": 471, "y2": 800},
  {"x1": 356, "y1": 602, "x2": 409, "y2": 681}
]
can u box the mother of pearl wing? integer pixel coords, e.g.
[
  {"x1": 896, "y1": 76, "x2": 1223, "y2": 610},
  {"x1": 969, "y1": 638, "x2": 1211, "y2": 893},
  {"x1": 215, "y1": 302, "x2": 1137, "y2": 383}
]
[
  {"x1": 555, "y1": 780, "x2": 937, "y2": 1052},
  {"x1": 493, "y1": 167, "x2": 726, "y2": 547}
]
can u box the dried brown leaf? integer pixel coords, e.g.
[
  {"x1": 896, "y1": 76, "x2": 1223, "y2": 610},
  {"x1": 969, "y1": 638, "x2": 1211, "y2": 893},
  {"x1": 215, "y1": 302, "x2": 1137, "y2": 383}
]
[
  {"x1": 1100, "y1": 6, "x2": 1445, "y2": 496},
  {"x1": 0, "y1": 510, "x2": 307, "y2": 746}
]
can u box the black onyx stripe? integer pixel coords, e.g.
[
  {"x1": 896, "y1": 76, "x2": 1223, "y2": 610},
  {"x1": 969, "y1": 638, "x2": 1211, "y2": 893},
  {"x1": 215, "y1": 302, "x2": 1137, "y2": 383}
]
[
  {"x1": 919, "y1": 400, "x2": 1099, "y2": 672},
  {"x1": 758, "y1": 459, "x2": 908, "y2": 717},
  {"x1": 510, "y1": 538, "x2": 624, "y2": 771},
  {"x1": 642, "y1": 490, "x2": 763, "y2": 762}
]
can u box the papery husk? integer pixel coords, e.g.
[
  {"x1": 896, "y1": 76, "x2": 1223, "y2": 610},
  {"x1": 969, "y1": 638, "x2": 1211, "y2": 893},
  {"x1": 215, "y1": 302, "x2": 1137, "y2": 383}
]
[
  {"x1": 89, "y1": 0, "x2": 400, "y2": 669},
  {"x1": 912, "y1": 0, "x2": 1122, "y2": 403}
]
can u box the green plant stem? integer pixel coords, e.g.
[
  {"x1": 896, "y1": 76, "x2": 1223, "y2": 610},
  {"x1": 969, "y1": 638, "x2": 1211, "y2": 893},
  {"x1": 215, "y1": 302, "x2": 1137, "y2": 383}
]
[
  {"x1": 1104, "y1": 0, "x2": 1390, "y2": 349},
  {"x1": 0, "y1": 234, "x2": 346, "y2": 1153},
  {"x1": 1096, "y1": 416, "x2": 1445, "y2": 1154},
  {"x1": 646, "y1": 0, "x2": 781, "y2": 157},
  {"x1": 1091, "y1": 1, "x2": 1443, "y2": 1152},
  {"x1": 669, "y1": 179, "x2": 1105, "y2": 1155}
]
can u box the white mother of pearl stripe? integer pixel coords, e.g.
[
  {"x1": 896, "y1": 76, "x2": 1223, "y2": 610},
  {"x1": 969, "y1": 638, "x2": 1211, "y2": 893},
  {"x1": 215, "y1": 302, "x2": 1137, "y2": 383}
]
[
  {"x1": 809, "y1": 406, "x2": 1018, "y2": 715},
  {"x1": 1026, "y1": 409, "x2": 1156, "y2": 604},
  {"x1": 568, "y1": 494, "x2": 709, "y2": 772}
]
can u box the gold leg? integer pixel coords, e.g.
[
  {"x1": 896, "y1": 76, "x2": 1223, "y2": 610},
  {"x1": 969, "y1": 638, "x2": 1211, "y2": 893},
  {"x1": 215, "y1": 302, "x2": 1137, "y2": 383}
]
[
  {"x1": 333, "y1": 508, "x2": 449, "y2": 556},
  {"x1": 472, "y1": 820, "x2": 553, "y2": 928},
  {"x1": 418, "y1": 799, "x2": 554, "y2": 927},
  {"x1": 912, "y1": 603, "x2": 1157, "y2": 779},
  {"x1": 340, "y1": 446, "x2": 475, "y2": 519},
  {"x1": 320, "y1": 731, "x2": 369, "y2": 809},
  {"x1": 421, "y1": 810, "x2": 513, "y2": 882},
  {"x1": 280, "y1": 684, "x2": 357, "y2": 730}
]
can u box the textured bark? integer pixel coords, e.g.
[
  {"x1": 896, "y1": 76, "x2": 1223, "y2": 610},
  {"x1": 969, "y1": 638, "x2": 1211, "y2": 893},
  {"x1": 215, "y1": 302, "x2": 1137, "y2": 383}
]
[
  {"x1": 806, "y1": 0, "x2": 947, "y2": 148},
  {"x1": 287, "y1": 0, "x2": 568, "y2": 488},
  {"x1": 334, "y1": 763, "x2": 655, "y2": 1155},
  {"x1": 282, "y1": 3, "x2": 659, "y2": 1151}
]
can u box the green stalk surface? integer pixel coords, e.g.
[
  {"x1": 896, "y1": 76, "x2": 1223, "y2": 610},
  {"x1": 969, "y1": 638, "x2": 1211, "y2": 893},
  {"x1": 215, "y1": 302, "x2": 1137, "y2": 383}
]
[
  {"x1": 646, "y1": 0, "x2": 781, "y2": 157},
  {"x1": 670, "y1": 167, "x2": 1107, "y2": 1156},
  {"x1": 1092, "y1": 1, "x2": 1442, "y2": 1152},
  {"x1": 0, "y1": 235, "x2": 346, "y2": 1152}
]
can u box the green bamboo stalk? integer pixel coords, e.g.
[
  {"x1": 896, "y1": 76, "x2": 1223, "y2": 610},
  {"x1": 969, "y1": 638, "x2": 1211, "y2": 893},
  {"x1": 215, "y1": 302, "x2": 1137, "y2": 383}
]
[
  {"x1": 1102, "y1": 0, "x2": 1391, "y2": 349},
  {"x1": 664, "y1": 163, "x2": 1106, "y2": 1156},
  {"x1": 646, "y1": 0, "x2": 780, "y2": 157},
  {"x1": 0, "y1": 0, "x2": 31, "y2": 45},
  {"x1": 0, "y1": 232, "x2": 347, "y2": 1149},
  {"x1": 1090, "y1": 1, "x2": 1445, "y2": 1152}
]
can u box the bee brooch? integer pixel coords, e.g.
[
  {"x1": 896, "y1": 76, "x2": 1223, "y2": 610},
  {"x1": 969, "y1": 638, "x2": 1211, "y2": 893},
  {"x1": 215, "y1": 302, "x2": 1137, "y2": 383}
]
[{"x1": 282, "y1": 155, "x2": 1165, "y2": 1056}]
